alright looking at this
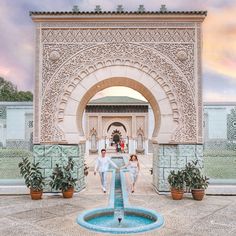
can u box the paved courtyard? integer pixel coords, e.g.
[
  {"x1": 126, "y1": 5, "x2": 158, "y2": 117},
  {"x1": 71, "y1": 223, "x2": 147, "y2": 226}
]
[{"x1": 0, "y1": 155, "x2": 236, "y2": 236}]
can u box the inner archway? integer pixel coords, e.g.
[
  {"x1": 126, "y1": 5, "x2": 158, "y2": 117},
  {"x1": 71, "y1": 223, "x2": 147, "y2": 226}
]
[
  {"x1": 108, "y1": 122, "x2": 127, "y2": 133},
  {"x1": 84, "y1": 86, "x2": 152, "y2": 154}
]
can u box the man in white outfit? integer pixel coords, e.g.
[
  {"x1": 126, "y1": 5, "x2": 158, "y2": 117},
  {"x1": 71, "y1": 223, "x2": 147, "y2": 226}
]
[{"x1": 94, "y1": 149, "x2": 118, "y2": 193}]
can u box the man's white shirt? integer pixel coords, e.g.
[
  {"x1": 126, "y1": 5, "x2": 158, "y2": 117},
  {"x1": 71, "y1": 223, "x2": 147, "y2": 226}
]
[{"x1": 95, "y1": 156, "x2": 118, "y2": 172}]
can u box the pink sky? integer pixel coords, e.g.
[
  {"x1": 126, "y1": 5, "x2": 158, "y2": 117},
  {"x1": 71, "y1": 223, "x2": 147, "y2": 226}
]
[{"x1": 0, "y1": 0, "x2": 236, "y2": 102}]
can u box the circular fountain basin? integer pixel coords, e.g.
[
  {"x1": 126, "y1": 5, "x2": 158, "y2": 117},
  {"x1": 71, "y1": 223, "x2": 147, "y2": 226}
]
[{"x1": 77, "y1": 207, "x2": 164, "y2": 234}]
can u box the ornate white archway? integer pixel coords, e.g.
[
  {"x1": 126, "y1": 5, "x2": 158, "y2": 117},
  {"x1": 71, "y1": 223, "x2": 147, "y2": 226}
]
[
  {"x1": 56, "y1": 65, "x2": 178, "y2": 144},
  {"x1": 31, "y1": 11, "x2": 206, "y2": 192},
  {"x1": 38, "y1": 42, "x2": 199, "y2": 145}
]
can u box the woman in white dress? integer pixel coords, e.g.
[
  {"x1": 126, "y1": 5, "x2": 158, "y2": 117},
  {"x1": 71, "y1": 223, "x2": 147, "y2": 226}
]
[{"x1": 122, "y1": 154, "x2": 140, "y2": 193}]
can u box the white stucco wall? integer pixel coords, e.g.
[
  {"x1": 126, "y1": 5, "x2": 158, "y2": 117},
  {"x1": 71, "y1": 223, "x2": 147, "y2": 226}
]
[
  {"x1": 0, "y1": 123, "x2": 6, "y2": 146},
  {"x1": 207, "y1": 107, "x2": 227, "y2": 139},
  {"x1": 7, "y1": 108, "x2": 25, "y2": 139}
]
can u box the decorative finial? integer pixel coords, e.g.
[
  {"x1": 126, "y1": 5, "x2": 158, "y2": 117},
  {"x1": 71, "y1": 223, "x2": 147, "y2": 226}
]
[
  {"x1": 72, "y1": 5, "x2": 79, "y2": 13},
  {"x1": 160, "y1": 4, "x2": 167, "y2": 12},
  {"x1": 117, "y1": 5, "x2": 124, "y2": 13},
  {"x1": 138, "y1": 5, "x2": 145, "y2": 13},
  {"x1": 94, "y1": 5, "x2": 102, "y2": 13}
]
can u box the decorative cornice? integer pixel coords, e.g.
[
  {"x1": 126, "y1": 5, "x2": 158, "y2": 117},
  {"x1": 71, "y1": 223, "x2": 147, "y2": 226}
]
[
  {"x1": 30, "y1": 11, "x2": 207, "y2": 16},
  {"x1": 30, "y1": 11, "x2": 207, "y2": 22}
]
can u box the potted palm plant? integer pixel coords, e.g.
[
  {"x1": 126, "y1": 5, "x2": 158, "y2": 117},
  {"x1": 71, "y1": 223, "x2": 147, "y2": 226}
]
[
  {"x1": 18, "y1": 157, "x2": 45, "y2": 200},
  {"x1": 190, "y1": 174, "x2": 209, "y2": 200},
  {"x1": 183, "y1": 160, "x2": 209, "y2": 201},
  {"x1": 168, "y1": 169, "x2": 185, "y2": 200},
  {"x1": 49, "y1": 157, "x2": 77, "y2": 198}
]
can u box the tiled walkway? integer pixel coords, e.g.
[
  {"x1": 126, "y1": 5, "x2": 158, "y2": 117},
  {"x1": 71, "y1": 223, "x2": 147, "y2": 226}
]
[{"x1": 0, "y1": 155, "x2": 236, "y2": 236}]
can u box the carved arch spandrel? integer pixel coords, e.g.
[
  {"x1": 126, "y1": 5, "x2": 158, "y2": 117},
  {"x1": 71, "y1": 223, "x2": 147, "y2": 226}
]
[{"x1": 40, "y1": 43, "x2": 197, "y2": 143}]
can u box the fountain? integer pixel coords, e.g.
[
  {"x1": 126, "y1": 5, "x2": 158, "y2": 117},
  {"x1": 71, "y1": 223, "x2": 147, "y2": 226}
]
[{"x1": 77, "y1": 156, "x2": 164, "y2": 234}]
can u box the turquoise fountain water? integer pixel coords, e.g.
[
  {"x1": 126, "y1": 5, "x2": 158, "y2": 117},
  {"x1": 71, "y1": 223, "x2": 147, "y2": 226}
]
[{"x1": 77, "y1": 156, "x2": 164, "y2": 234}]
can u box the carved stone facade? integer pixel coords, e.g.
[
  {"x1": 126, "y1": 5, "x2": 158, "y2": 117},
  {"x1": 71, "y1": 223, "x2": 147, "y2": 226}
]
[
  {"x1": 31, "y1": 13, "x2": 205, "y2": 145},
  {"x1": 31, "y1": 12, "x2": 206, "y2": 192}
]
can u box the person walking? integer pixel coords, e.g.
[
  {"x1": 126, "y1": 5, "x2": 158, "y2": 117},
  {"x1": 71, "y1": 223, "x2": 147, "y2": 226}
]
[
  {"x1": 117, "y1": 142, "x2": 121, "y2": 153},
  {"x1": 122, "y1": 154, "x2": 140, "y2": 193},
  {"x1": 94, "y1": 149, "x2": 118, "y2": 193},
  {"x1": 120, "y1": 140, "x2": 125, "y2": 153}
]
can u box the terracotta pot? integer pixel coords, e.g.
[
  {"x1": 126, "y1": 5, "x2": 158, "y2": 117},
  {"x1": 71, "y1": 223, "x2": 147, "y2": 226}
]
[
  {"x1": 171, "y1": 188, "x2": 184, "y2": 200},
  {"x1": 30, "y1": 189, "x2": 43, "y2": 200},
  {"x1": 191, "y1": 189, "x2": 205, "y2": 201},
  {"x1": 62, "y1": 187, "x2": 74, "y2": 198}
]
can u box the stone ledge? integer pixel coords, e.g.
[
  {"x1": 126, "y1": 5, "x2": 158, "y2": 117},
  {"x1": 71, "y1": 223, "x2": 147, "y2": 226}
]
[
  {"x1": 0, "y1": 185, "x2": 28, "y2": 195},
  {"x1": 206, "y1": 185, "x2": 236, "y2": 195}
]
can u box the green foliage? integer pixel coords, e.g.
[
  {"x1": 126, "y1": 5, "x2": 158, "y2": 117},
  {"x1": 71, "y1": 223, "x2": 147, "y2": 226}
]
[
  {"x1": 0, "y1": 77, "x2": 33, "y2": 101},
  {"x1": 183, "y1": 160, "x2": 209, "y2": 190},
  {"x1": 190, "y1": 175, "x2": 209, "y2": 189},
  {"x1": 49, "y1": 158, "x2": 77, "y2": 191},
  {"x1": 168, "y1": 170, "x2": 185, "y2": 190},
  {"x1": 168, "y1": 161, "x2": 209, "y2": 191},
  {"x1": 17, "y1": 91, "x2": 33, "y2": 101},
  {"x1": 0, "y1": 77, "x2": 17, "y2": 101},
  {"x1": 18, "y1": 157, "x2": 45, "y2": 191}
]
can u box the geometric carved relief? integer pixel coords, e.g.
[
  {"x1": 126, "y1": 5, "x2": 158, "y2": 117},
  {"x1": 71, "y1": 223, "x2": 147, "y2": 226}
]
[
  {"x1": 0, "y1": 106, "x2": 6, "y2": 119},
  {"x1": 32, "y1": 14, "x2": 204, "y2": 145},
  {"x1": 41, "y1": 28, "x2": 195, "y2": 44},
  {"x1": 40, "y1": 42, "x2": 196, "y2": 143},
  {"x1": 88, "y1": 117, "x2": 98, "y2": 137},
  {"x1": 227, "y1": 107, "x2": 236, "y2": 141},
  {"x1": 136, "y1": 127, "x2": 145, "y2": 154},
  {"x1": 136, "y1": 116, "x2": 145, "y2": 136},
  {"x1": 89, "y1": 128, "x2": 98, "y2": 152}
]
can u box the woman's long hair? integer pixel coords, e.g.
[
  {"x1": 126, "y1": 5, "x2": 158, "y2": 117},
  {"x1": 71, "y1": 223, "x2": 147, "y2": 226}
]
[{"x1": 129, "y1": 154, "x2": 138, "y2": 161}]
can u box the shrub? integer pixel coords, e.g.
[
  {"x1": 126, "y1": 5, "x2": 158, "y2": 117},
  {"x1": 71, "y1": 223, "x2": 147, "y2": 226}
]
[
  {"x1": 168, "y1": 170, "x2": 185, "y2": 190},
  {"x1": 49, "y1": 158, "x2": 77, "y2": 191}
]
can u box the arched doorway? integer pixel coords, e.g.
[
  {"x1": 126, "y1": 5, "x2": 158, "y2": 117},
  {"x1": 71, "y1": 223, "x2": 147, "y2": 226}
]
[
  {"x1": 109, "y1": 122, "x2": 126, "y2": 145},
  {"x1": 112, "y1": 130, "x2": 121, "y2": 143}
]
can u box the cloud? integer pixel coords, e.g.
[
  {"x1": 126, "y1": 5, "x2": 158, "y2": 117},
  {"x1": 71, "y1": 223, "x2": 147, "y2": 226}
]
[
  {"x1": 204, "y1": 91, "x2": 236, "y2": 102},
  {"x1": 203, "y1": 5, "x2": 236, "y2": 81},
  {"x1": 203, "y1": 70, "x2": 236, "y2": 102},
  {"x1": 0, "y1": 0, "x2": 235, "y2": 102}
]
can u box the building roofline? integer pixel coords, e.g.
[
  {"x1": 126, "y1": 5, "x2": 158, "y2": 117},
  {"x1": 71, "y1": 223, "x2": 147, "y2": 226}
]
[
  {"x1": 87, "y1": 103, "x2": 148, "y2": 106},
  {"x1": 30, "y1": 11, "x2": 207, "y2": 16},
  {"x1": 88, "y1": 96, "x2": 148, "y2": 105},
  {"x1": 30, "y1": 11, "x2": 207, "y2": 22}
]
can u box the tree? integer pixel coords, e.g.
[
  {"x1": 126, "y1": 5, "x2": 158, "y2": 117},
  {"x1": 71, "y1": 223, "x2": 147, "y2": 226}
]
[
  {"x1": 0, "y1": 77, "x2": 33, "y2": 101},
  {"x1": 17, "y1": 91, "x2": 33, "y2": 101}
]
